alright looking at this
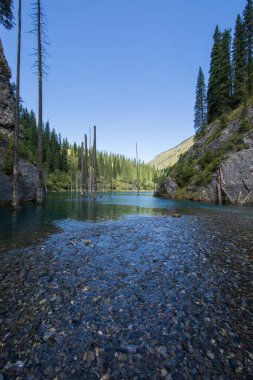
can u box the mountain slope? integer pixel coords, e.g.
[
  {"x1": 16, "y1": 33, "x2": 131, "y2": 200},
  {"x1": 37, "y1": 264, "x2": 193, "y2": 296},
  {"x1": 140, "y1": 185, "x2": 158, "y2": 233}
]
[
  {"x1": 150, "y1": 136, "x2": 194, "y2": 170},
  {"x1": 155, "y1": 105, "x2": 253, "y2": 205}
]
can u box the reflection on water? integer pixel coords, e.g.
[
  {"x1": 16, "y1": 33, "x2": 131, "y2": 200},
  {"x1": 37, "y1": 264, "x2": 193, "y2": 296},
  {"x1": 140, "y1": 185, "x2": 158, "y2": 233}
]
[{"x1": 0, "y1": 191, "x2": 252, "y2": 251}]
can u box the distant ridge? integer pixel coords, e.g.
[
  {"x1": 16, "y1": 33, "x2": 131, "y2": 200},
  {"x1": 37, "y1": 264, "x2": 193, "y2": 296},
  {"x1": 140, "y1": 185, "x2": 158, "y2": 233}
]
[{"x1": 150, "y1": 136, "x2": 194, "y2": 170}]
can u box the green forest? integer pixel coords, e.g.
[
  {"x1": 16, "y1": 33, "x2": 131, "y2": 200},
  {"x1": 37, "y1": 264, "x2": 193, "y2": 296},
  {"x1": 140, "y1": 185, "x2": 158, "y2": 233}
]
[
  {"x1": 194, "y1": 0, "x2": 253, "y2": 132},
  {"x1": 14, "y1": 107, "x2": 159, "y2": 192}
]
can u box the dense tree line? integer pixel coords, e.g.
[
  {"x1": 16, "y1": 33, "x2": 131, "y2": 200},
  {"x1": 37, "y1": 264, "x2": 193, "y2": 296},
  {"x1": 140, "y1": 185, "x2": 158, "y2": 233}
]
[
  {"x1": 194, "y1": 0, "x2": 253, "y2": 132},
  {"x1": 20, "y1": 108, "x2": 158, "y2": 192}
]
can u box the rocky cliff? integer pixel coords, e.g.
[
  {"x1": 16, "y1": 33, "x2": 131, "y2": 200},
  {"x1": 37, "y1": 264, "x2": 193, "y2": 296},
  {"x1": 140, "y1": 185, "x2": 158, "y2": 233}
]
[
  {"x1": 0, "y1": 39, "x2": 15, "y2": 136},
  {"x1": 0, "y1": 39, "x2": 40, "y2": 205},
  {"x1": 156, "y1": 106, "x2": 253, "y2": 205}
]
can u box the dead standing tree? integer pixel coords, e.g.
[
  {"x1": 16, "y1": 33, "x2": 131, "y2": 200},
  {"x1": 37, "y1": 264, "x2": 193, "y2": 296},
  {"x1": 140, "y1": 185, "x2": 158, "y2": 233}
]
[
  {"x1": 31, "y1": 0, "x2": 49, "y2": 204},
  {"x1": 92, "y1": 125, "x2": 97, "y2": 200},
  {"x1": 136, "y1": 142, "x2": 140, "y2": 196},
  {"x1": 80, "y1": 141, "x2": 84, "y2": 195},
  {"x1": 12, "y1": 0, "x2": 22, "y2": 208},
  {"x1": 82, "y1": 127, "x2": 97, "y2": 198},
  {"x1": 84, "y1": 134, "x2": 88, "y2": 196}
]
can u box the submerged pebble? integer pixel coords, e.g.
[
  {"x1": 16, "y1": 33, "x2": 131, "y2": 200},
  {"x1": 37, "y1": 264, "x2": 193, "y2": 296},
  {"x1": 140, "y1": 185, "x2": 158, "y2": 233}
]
[{"x1": 0, "y1": 214, "x2": 252, "y2": 379}]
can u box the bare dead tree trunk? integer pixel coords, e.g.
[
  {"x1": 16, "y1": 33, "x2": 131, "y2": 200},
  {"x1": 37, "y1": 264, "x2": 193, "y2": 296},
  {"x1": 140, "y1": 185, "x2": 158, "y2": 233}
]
[
  {"x1": 136, "y1": 143, "x2": 140, "y2": 196},
  {"x1": 80, "y1": 141, "x2": 84, "y2": 196},
  {"x1": 92, "y1": 125, "x2": 97, "y2": 200},
  {"x1": 36, "y1": 0, "x2": 44, "y2": 204},
  {"x1": 103, "y1": 168, "x2": 106, "y2": 193},
  {"x1": 84, "y1": 134, "x2": 88, "y2": 196},
  {"x1": 75, "y1": 174, "x2": 78, "y2": 192},
  {"x1": 88, "y1": 128, "x2": 93, "y2": 196},
  {"x1": 12, "y1": 0, "x2": 22, "y2": 208}
]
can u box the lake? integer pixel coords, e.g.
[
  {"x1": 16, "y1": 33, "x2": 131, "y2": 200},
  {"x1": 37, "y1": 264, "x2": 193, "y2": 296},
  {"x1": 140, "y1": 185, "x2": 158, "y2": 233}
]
[{"x1": 0, "y1": 191, "x2": 253, "y2": 252}]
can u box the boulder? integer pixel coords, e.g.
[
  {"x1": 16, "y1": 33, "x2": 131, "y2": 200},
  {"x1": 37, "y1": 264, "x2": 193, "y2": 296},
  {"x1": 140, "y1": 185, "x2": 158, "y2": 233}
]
[{"x1": 0, "y1": 160, "x2": 40, "y2": 204}]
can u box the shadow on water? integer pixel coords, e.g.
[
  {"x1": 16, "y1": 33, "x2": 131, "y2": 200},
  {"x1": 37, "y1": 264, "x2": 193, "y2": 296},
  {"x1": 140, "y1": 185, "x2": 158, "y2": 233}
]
[{"x1": 0, "y1": 191, "x2": 252, "y2": 252}]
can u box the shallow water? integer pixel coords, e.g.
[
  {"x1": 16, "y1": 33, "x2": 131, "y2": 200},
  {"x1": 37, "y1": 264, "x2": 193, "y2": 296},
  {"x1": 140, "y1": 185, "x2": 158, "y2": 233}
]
[
  {"x1": 0, "y1": 191, "x2": 253, "y2": 252},
  {"x1": 1, "y1": 192, "x2": 253, "y2": 379}
]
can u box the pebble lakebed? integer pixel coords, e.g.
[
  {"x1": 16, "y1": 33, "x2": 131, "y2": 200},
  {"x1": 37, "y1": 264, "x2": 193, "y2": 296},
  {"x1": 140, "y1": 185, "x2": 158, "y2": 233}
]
[{"x1": 0, "y1": 213, "x2": 253, "y2": 379}]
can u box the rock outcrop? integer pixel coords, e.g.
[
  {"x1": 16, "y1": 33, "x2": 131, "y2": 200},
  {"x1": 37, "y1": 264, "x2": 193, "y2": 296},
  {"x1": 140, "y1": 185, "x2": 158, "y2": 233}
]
[
  {"x1": 0, "y1": 39, "x2": 15, "y2": 136},
  {"x1": 0, "y1": 39, "x2": 41, "y2": 205},
  {"x1": 157, "y1": 107, "x2": 253, "y2": 205},
  {"x1": 0, "y1": 160, "x2": 40, "y2": 204}
]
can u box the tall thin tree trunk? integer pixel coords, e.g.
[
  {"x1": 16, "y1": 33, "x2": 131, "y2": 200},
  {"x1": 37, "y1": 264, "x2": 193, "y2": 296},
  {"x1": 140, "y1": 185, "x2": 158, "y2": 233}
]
[
  {"x1": 136, "y1": 143, "x2": 140, "y2": 196},
  {"x1": 12, "y1": 0, "x2": 22, "y2": 209},
  {"x1": 36, "y1": 0, "x2": 44, "y2": 204},
  {"x1": 88, "y1": 129, "x2": 93, "y2": 196},
  {"x1": 84, "y1": 134, "x2": 88, "y2": 196},
  {"x1": 103, "y1": 168, "x2": 106, "y2": 193},
  {"x1": 80, "y1": 141, "x2": 84, "y2": 196},
  {"x1": 92, "y1": 125, "x2": 97, "y2": 200}
]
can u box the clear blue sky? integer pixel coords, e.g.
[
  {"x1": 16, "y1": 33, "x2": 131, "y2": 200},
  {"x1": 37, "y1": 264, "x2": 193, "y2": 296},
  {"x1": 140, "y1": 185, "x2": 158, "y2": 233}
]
[{"x1": 1, "y1": 0, "x2": 246, "y2": 162}]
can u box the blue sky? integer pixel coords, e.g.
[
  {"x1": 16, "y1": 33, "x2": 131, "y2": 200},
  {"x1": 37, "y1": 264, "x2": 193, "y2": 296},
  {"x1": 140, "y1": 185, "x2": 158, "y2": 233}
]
[{"x1": 1, "y1": 0, "x2": 246, "y2": 162}]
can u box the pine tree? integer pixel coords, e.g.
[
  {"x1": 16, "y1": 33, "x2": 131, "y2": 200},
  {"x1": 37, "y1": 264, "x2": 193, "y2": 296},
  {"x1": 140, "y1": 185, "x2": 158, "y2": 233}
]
[
  {"x1": 0, "y1": 0, "x2": 14, "y2": 29},
  {"x1": 243, "y1": 0, "x2": 253, "y2": 96},
  {"x1": 194, "y1": 67, "x2": 207, "y2": 132},
  {"x1": 207, "y1": 26, "x2": 222, "y2": 123},
  {"x1": 219, "y1": 29, "x2": 232, "y2": 113},
  {"x1": 233, "y1": 14, "x2": 247, "y2": 107}
]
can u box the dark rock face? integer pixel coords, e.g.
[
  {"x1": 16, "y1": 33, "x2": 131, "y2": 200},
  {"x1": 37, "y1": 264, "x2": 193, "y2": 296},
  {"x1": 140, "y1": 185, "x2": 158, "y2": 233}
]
[
  {"x1": 0, "y1": 160, "x2": 40, "y2": 204},
  {"x1": 0, "y1": 39, "x2": 41, "y2": 204},
  {"x1": 219, "y1": 146, "x2": 253, "y2": 204},
  {"x1": 160, "y1": 111, "x2": 253, "y2": 205},
  {"x1": 0, "y1": 172, "x2": 12, "y2": 202},
  {"x1": 164, "y1": 177, "x2": 178, "y2": 197},
  {"x1": 0, "y1": 39, "x2": 15, "y2": 136}
]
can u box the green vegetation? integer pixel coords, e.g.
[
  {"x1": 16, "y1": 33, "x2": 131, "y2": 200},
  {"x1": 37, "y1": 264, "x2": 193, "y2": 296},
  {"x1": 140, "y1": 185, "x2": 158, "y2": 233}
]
[
  {"x1": 16, "y1": 107, "x2": 159, "y2": 192},
  {"x1": 0, "y1": 0, "x2": 14, "y2": 29},
  {"x1": 170, "y1": 109, "x2": 253, "y2": 189},
  {"x1": 149, "y1": 137, "x2": 194, "y2": 170},
  {"x1": 194, "y1": 67, "x2": 207, "y2": 133},
  {"x1": 176, "y1": 1, "x2": 253, "y2": 192},
  {"x1": 193, "y1": 1, "x2": 253, "y2": 125}
]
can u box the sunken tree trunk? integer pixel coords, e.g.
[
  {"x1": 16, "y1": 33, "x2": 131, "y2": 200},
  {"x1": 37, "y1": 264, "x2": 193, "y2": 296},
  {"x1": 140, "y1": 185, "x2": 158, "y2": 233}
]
[
  {"x1": 36, "y1": 0, "x2": 45, "y2": 204},
  {"x1": 80, "y1": 141, "x2": 84, "y2": 196},
  {"x1": 92, "y1": 125, "x2": 97, "y2": 200},
  {"x1": 136, "y1": 143, "x2": 140, "y2": 196},
  {"x1": 84, "y1": 134, "x2": 88, "y2": 196},
  {"x1": 12, "y1": 0, "x2": 22, "y2": 208}
]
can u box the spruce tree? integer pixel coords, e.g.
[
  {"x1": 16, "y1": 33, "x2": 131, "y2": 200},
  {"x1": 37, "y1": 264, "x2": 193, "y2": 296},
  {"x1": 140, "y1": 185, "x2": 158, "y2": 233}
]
[
  {"x1": 219, "y1": 29, "x2": 232, "y2": 113},
  {"x1": 243, "y1": 0, "x2": 253, "y2": 96},
  {"x1": 233, "y1": 14, "x2": 247, "y2": 107},
  {"x1": 194, "y1": 67, "x2": 207, "y2": 132},
  {"x1": 207, "y1": 26, "x2": 222, "y2": 123},
  {"x1": 0, "y1": 0, "x2": 14, "y2": 29}
]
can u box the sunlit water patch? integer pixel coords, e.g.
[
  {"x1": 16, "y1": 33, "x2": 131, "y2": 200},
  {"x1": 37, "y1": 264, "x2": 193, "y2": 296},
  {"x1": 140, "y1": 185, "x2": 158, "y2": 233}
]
[{"x1": 0, "y1": 191, "x2": 252, "y2": 252}]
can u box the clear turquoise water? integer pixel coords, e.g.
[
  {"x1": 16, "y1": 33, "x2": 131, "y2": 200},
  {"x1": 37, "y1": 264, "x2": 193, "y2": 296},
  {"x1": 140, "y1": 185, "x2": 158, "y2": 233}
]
[{"x1": 0, "y1": 191, "x2": 252, "y2": 251}]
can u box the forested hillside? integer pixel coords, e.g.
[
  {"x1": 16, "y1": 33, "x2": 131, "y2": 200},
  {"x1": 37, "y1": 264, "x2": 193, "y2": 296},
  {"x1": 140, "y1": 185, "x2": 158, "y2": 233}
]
[
  {"x1": 194, "y1": 0, "x2": 253, "y2": 132},
  {"x1": 158, "y1": 0, "x2": 253, "y2": 205},
  {"x1": 18, "y1": 108, "x2": 158, "y2": 192}
]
